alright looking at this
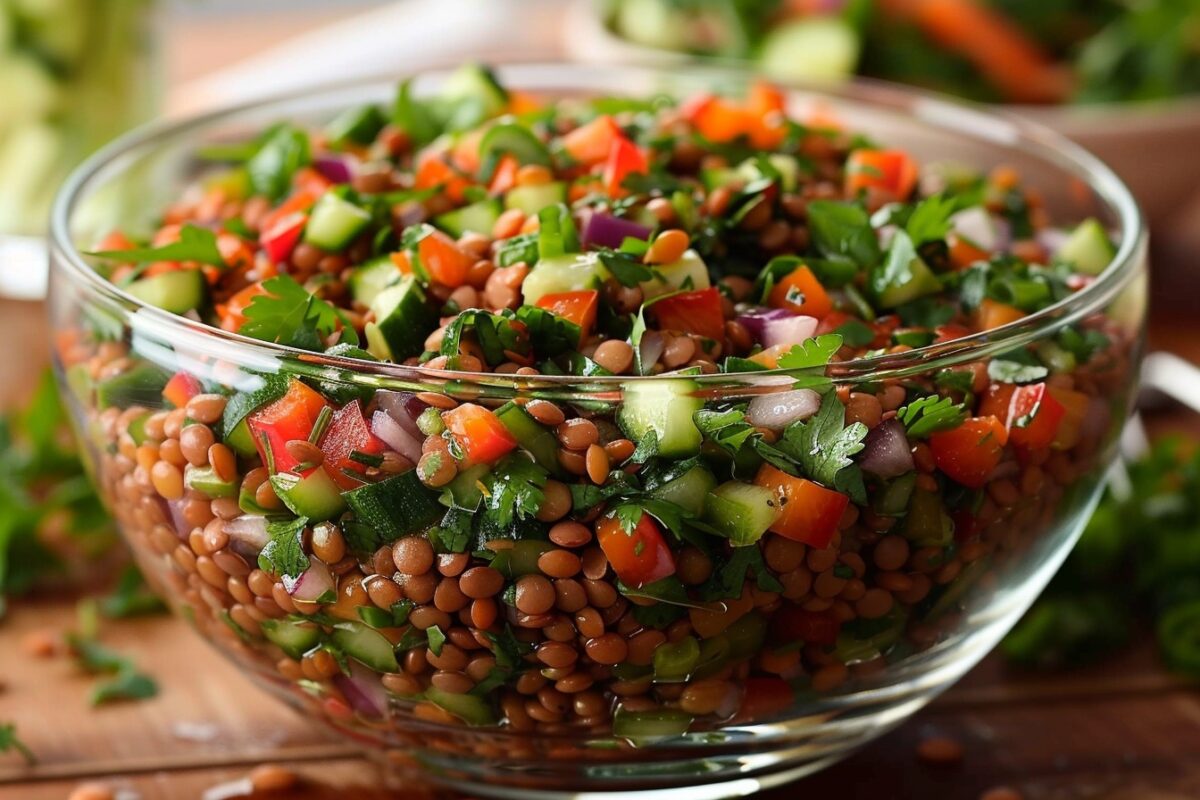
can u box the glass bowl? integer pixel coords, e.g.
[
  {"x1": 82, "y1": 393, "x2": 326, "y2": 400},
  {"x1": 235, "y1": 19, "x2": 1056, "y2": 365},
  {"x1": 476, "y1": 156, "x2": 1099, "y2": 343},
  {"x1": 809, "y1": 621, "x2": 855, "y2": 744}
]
[{"x1": 48, "y1": 64, "x2": 1148, "y2": 798}]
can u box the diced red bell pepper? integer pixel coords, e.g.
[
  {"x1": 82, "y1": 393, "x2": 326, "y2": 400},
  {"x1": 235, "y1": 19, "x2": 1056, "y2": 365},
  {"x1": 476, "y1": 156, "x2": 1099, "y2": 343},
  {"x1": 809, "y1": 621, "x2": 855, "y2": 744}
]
[
  {"x1": 948, "y1": 233, "x2": 991, "y2": 269},
  {"x1": 767, "y1": 265, "x2": 833, "y2": 319},
  {"x1": 595, "y1": 512, "x2": 676, "y2": 588},
  {"x1": 845, "y1": 149, "x2": 919, "y2": 200},
  {"x1": 683, "y1": 94, "x2": 751, "y2": 143},
  {"x1": 414, "y1": 154, "x2": 473, "y2": 204},
  {"x1": 248, "y1": 379, "x2": 331, "y2": 475},
  {"x1": 441, "y1": 403, "x2": 518, "y2": 467},
  {"x1": 934, "y1": 323, "x2": 972, "y2": 343},
  {"x1": 745, "y1": 80, "x2": 787, "y2": 148},
  {"x1": 648, "y1": 287, "x2": 727, "y2": 342},
  {"x1": 260, "y1": 210, "x2": 307, "y2": 264},
  {"x1": 319, "y1": 400, "x2": 386, "y2": 490},
  {"x1": 602, "y1": 136, "x2": 649, "y2": 197},
  {"x1": 535, "y1": 290, "x2": 599, "y2": 341},
  {"x1": 561, "y1": 115, "x2": 623, "y2": 166},
  {"x1": 292, "y1": 167, "x2": 334, "y2": 196},
  {"x1": 980, "y1": 381, "x2": 1066, "y2": 458},
  {"x1": 416, "y1": 229, "x2": 476, "y2": 288},
  {"x1": 768, "y1": 605, "x2": 841, "y2": 647},
  {"x1": 815, "y1": 310, "x2": 853, "y2": 337},
  {"x1": 219, "y1": 282, "x2": 269, "y2": 333},
  {"x1": 1047, "y1": 386, "x2": 1090, "y2": 450},
  {"x1": 975, "y1": 298, "x2": 1027, "y2": 332},
  {"x1": 929, "y1": 415, "x2": 1009, "y2": 489},
  {"x1": 734, "y1": 677, "x2": 796, "y2": 725},
  {"x1": 754, "y1": 463, "x2": 848, "y2": 549},
  {"x1": 162, "y1": 372, "x2": 203, "y2": 409}
]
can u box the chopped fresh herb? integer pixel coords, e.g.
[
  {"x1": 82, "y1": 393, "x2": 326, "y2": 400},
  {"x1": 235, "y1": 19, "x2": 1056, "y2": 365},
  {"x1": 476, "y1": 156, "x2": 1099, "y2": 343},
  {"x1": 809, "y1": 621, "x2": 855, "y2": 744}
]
[
  {"x1": 988, "y1": 359, "x2": 1049, "y2": 385},
  {"x1": 440, "y1": 309, "x2": 527, "y2": 366},
  {"x1": 776, "y1": 333, "x2": 843, "y2": 371},
  {"x1": 628, "y1": 430, "x2": 659, "y2": 464},
  {"x1": 898, "y1": 396, "x2": 969, "y2": 439},
  {"x1": 258, "y1": 517, "x2": 310, "y2": 582},
  {"x1": 481, "y1": 456, "x2": 547, "y2": 530},
  {"x1": 599, "y1": 250, "x2": 655, "y2": 288},
  {"x1": 87, "y1": 223, "x2": 225, "y2": 267},
  {"x1": 66, "y1": 628, "x2": 159, "y2": 707},
  {"x1": 240, "y1": 275, "x2": 359, "y2": 351},
  {"x1": 699, "y1": 545, "x2": 783, "y2": 601},
  {"x1": 834, "y1": 319, "x2": 875, "y2": 347},
  {"x1": 99, "y1": 566, "x2": 165, "y2": 619},
  {"x1": 806, "y1": 200, "x2": 880, "y2": 271},
  {"x1": 247, "y1": 123, "x2": 312, "y2": 201},
  {"x1": 515, "y1": 305, "x2": 580, "y2": 356},
  {"x1": 0, "y1": 722, "x2": 34, "y2": 764},
  {"x1": 777, "y1": 391, "x2": 868, "y2": 503},
  {"x1": 904, "y1": 194, "x2": 956, "y2": 246}
]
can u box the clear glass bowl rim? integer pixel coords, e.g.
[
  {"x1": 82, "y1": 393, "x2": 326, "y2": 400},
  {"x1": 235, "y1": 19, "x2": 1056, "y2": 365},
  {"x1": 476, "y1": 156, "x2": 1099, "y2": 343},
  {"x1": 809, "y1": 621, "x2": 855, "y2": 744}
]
[{"x1": 49, "y1": 62, "x2": 1147, "y2": 389}]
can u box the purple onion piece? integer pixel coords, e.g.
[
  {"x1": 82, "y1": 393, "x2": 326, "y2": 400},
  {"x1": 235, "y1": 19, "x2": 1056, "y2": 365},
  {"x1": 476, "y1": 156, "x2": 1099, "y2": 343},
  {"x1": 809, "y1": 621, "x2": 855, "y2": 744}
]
[
  {"x1": 745, "y1": 389, "x2": 822, "y2": 432},
  {"x1": 224, "y1": 515, "x2": 269, "y2": 560},
  {"x1": 762, "y1": 315, "x2": 819, "y2": 350},
  {"x1": 286, "y1": 558, "x2": 334, "y2": 602},
  {"x1": 371, "y1": 409, "x2": 423, "y2": 464},
  {"x1": 858, "y1": 419, "x2": 915, "y2": 479},
  {"x1": 735, "y1": 307, "x2": 795, "y2": 342},
  {"x1": 638, "y1": 330, "x2": 665, "y2": 370},
  {"x1": 333, "y1": 663, "x2": 389, "y2": 719},
  {"x1": 314, "y1": 154, "x2": 354, "y2": 184},
  {"x1": 167, "y1": 499, "x2": 191, "y2": 540},
  {"x1": 376, "y1": 390, "x2": 429, "y2": 438},
  {"x1": 580, "y1": 212, "x2": 652, "y2": 250},
  {"x1": 1036, "y1": 227, "x2": 1069, "y2": 258}
]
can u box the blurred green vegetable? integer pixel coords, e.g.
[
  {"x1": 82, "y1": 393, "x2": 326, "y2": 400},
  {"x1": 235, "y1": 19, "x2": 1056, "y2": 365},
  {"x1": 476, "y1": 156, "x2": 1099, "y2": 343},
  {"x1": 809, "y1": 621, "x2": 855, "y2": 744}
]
[{"x1": 1002, "y1": 437, "x2": 1200, "y2": 673}]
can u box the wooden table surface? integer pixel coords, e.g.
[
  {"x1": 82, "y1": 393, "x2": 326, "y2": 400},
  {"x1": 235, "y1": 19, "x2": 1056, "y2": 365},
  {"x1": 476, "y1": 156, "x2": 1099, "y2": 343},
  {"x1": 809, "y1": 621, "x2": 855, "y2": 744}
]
[{"x1": 3, "y1": 6, "x2": 1200, "y2": 800}]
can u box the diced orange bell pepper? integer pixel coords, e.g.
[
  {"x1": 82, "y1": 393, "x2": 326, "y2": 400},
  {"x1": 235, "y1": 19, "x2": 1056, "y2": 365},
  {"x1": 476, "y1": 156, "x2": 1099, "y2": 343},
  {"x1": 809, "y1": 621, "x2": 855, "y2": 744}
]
[
  {"x1": 162, "y1": 372, "x2": 203, "y2": 410},
  {"x1": 535, "y1": 290, "x2": 599, "y2": 340},
  {"x1": 745, "y1": 80, "x2": 787, "y2": 148},
  {"x1": 929, "y1": 415, "x2": 1009, "y2": 489},
  {"x1": 441, "y1": 403, "x2": 518, "y2": 467},
  {"x1": 293, "y1": 167, "x2": 333, "y2": 196},
  {"x1": 414, "y1": 154, "x2": 473, "y2": 204},
  {"x1": 561, "y1": 115, "x2": 623, "y2": 166},
  {"x1": 975, "y1": 298, "x2": 1027, "y2": 331},
  {"x1": 416, "y1": 229, "x2": 477, "y2": 288},
  {"x1": 768, "y1": 265, "x2": 833, "y2": 319},
  {"x1": 602, "y1": 136, "x2": 649, "y2": 197},
  {"x1": 845, "y1": 149, "x2": 919, "y2": 200},
  {"x1": 596, "y1": 512, "x2": 676, "y2": 588},
  {"x1": 1047, "y1": 386, "x2": 1090, "y2": 450},
  {"x1": 754, "y1": 463, "x2": 848, "y2": 549},
  {"x1": 451, "y1": 127, "x2": 486, "y2": 175},
  {"x1": 648, "y1": 287, "x2": 727, "y2": 341},
  {"x1": 390, "y1": 250, "x2": 413, "y2": 275},
  {"x1": 684, "y1": 94, "x2": 751, "y2": 143},
  {"x1": 488, "y1": 154, "x2": 520, "y2": 195},
  {"x1": 948, "y1": 233, "x2": 991, "y2": 269}
]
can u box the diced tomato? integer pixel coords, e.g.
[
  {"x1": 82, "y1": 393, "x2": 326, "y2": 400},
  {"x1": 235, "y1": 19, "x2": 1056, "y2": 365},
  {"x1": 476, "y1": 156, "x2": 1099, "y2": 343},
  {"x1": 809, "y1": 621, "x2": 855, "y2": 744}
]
[
  {"x1": 929, "y1": 416, "x2": 1009, "y2": 489},
  {"x1": 220, "y1": 282, "x2": 269, "y2": 332},
  {"x1": 260, "y1": 210, "x2": 307, "y2": 264},
  {"x1": 560, "y1": 115, "x2": 623, "y2": 166},
  {"x1": 416, "y1": 229, "x2": 476, "y2": 288},
  {"x1": 536, "y1": 290, "x2": 599, "y2": 340},
  {"x1": 595, "y1": 512, "x2": 676, "y2": 588},
  {"x1": 487, "y1": 154, "x2": 519, "y2": 195},
  {"x1": 975, "y1": 298, "x2": 1027, "y2": 331},
  {"x1": 747, "y1": 343, "x2": 791, "y2": 369},
  {"x1": 602, "y1": 136, "x2": 649, "y2": 197},
  {"x1": 734, "y1": 677, "x2": 796, "y2": 725},
  {"x1": 815, "y1": 310, "x2": 853, "y2": 337},
  {"x1": 94, "y1": 231, "x2": 137, "y2": 254},
  {"x1": 390, "y1": 250, "x2": 413, "y2": 275},
  {"x1": 318, "y1": 400, "x2": 386, "y2": 490},
  {"x1": 451, "y1": 128, "x2": 486, "y2": 175},
  {"x1": 414, "y1": 154, "x2": 472, "y2": 204},
  {"x1": 745, "y1": 80, "x2": 787, "y2": 148},
  {"x1": 648, "y1": 287, "x2": 726, "y2": 342},
  {"x1": 162, "y1": 372, "x2": 202, "y2": 409},
  {"x1": 1047, "y1": 386, "x2": 1090, "y2": 450},
  {"x1": 442, "y1": 403, "x2": 518, "y2": 467},
  {"x1": 506, "y1": 90, "x2": 542, "y2": 116},
  {"x1": 768, "y1": 605, "x2": 841, "y2": 647},
  {"x1": 248, "y1": 380, "x2": 331, "y2": 475},
  {"x1": 767, "y1": 265, "x2": 833, "y2": 319},
  {"x1": 845, "y1": 149, "x2": 919, "y2": 200},
  {"x1": 934, "y1": 323, "x2": 972, "y2": 343},
  {"x1": 684, "y1": 94, "x2": 751, "y2": 143},
  {"x1": 259, "y1": 189, "x2": 320, "y2": 238},
  {"x1": 216, "y1": 232, "x2": 254, "y2": 272},
  {"x1": 948, "y1": 233, "x2": 991, "y2": 269},
  {"x1": 981, "y1": 381, "x2": 1065, "y2": 459},
  {"x1": 754, "y1": 463, "x2": 848, "y2": 548}
]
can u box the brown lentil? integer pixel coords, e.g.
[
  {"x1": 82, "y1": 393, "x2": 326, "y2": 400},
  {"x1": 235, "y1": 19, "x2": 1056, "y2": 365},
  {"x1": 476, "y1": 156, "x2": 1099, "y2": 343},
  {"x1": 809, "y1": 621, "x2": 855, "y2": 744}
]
[
  {"x1": 393, "y1": 537, "x2": 435, "y2": 575},
  {"x1": 514, "y1": 575, "x2": 556, "y2": 615}
]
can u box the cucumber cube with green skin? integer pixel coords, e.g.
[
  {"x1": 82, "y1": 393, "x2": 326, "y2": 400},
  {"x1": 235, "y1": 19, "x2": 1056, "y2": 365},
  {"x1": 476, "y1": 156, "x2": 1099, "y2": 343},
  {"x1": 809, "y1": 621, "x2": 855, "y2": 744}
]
[
  {"x1": 304, "y1": 192, "x2": 371, "y2": 251},
  {"x1": 342, "y1": 469, "x2": 442, "y2": 544},
  {"x1": 424, "y1": 687, "x2": 497, "y2": 726},
  {"x1": 95, "y1": 362, "x2": 169, "y2": 410},
  {"x1": 639, "y1": 249, "x2": 711, "y2": 299},
  {"x1": 126, "y1": 269, "x2": 207, "y2": 314},
  {"x1": 331, "y1": 622, "x2": 399, "y2": 672},
  {"x1": 703, "y1": 481, "x2": 779, "y2": 546},
  {"x1": 504, "y1": 182, "x2": 567, "y2": 216},
  {"x1": 434, "y1": 197, "x2": 502, "y2": 237},
  {"x1": 760, "y1": 16, "x2": 861, "y2": 83},
  {"x1": 326, "y1": 103, "x2": 386, "y2": 147},
  {"x1": 876, "y1": 257, "x2": 942, "y2": 309},
  {"x1": 185, "y1": 464, "x2": 238, "y2": 499},
  {"x1": 224, "y1": 418, "x2": 259, "y2": 458},
  {"x1": 617, "y1": 374, "x2": 703, "y2": 457},
  {"x1": 520, "y1": 252, "x2": 609, "y2": 306},
  {"x1": 442, "y1": 463, "x2": 491, "y2": 510},
  {"x1": 261, "y1": 618, "x2": 321, "y2": 660},
  {"x1": 612, "y1": 706, "x2": 694, "y2": 745},
  {"x1": 649, "y1": 464, "x2": 717, "y2": 516},
  {"x1": 438, "y1": 63, "x2": 508, "y2": 120},
  {"x1": 366, "y1": 277, "x2": 437, "y2": 361},
  {"x1": 737, "y1": 154, "x2": 802, "y2": 193},
  {"x1": 270, "y1": 469, "x2": 346, "y2": 522},
  {"x1": 348, "y1": 256, "x2": 401, "y2": 307},
  {"x1": 495, "y1": 402, "x2": 566, "y2": 477},
  {"x1": 1055, "y1": 218, "x2": 1115, "y2": 275}
]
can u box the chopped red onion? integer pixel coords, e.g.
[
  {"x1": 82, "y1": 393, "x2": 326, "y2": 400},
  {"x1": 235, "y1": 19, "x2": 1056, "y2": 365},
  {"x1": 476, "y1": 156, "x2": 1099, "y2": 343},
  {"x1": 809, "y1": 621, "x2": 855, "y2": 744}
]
[
  {"x1": 858, "y1": 419, "x2": 915, "y2": 479},
  {"x1": 581, "y1": 212, "x2": 652, "y2": 250},
  {"x1": 735, "y1": 307, "x2": 794, "y2": 342},
  {"x1": 167, "y1": 499, "x2": 192, "y2": 540},
  {"x1": 1037, "y1": 227, "x2": 1070, "y2": 257},
  {"x1": 371, "y1": 409, "x2": 423, "y2": 464},
  {"x1": 745, "y1": 389, "x2": 822, "y2": 431},
  {"x1": 376, "y1": 390, "x2": 428, "y2": 439},
  {"x1": 334, "y1": 663, "x2": 389, "y2": 719},
  {"x1": 286, "y1": 558, "x2": 334, "y2": 602},
  {"x1": 638, "y1": 330, "x2": 665, "y2": 369},
  {"x1": 314, "y1": 154, "x2": 354, "y2": 184},
  {"x1": 224, "y1": 515, "x2": 269, "y2": 552},
  {"x1": 950, "y1": 207, "x2": 998, "y2": 251},
  {"x1": 762, "y1": 315, "x2": 818, "y2": 350}
]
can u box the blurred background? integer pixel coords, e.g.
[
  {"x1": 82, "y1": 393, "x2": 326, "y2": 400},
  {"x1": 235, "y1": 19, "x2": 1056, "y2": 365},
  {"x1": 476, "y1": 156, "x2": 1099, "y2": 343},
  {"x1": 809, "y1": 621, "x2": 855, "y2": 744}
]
[{"x1": 1, "y1": 1, "x2": 1198, "y2": 798}]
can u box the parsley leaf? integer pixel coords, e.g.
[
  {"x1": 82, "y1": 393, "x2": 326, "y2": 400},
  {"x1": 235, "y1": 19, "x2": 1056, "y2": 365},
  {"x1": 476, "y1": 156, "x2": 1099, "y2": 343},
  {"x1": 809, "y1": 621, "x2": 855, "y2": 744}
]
[
  {"x1": 87, "y1": 224, "x2": 225, "y2": 267},
  {"x1": 99, "y1": 565, "x2": 165, "y2": 619},
  {"x1": 258, "y1": 517, "x2": 310, "y2": 583},
  {"x1": 392, "y1": 78, "x2": 441, "y2": 147},
  {"x1": 0, "y1": 722, "x2": 34, "y2": 764},
  {"x1": 834, "y1": 319, "x2": 875, "y2": 347},
  {"x1": 495, "y1": 233, "x2": 539, "y2": 268},
  {"x1": 988, "y1": 359, "x2": 1049, "y2": 385},
  {"x1": 482, "y1": 456, "x2": 547, "y2": 529},
  {"x1": 776, "y1": 333, "x2": 843, "y2": 370},
  {"x1": 66, "y1": 629, "x2": 159, "y2": 707},
  {"x1": 777, "y1": 391, "x2": 868, "y2": 503},
  {"x1": 247, "y1": 123, "x2": 312, "y2": 200},
  {"x1": 698, "y1": 546, "x2": 783, "y2": 601},
  {"x1": 628, "y1": 429, "x2": 659, "y2": 464},
  {"x1": 440, "y1": 309, "x2": 527, "y2": 365},
  {"x1": 240, "y1": 275, "x2": 358, "y2": 351},
  {"x1": 91, "y1": 670, "x2": 159, "y2": 706},
  {"x1": 598, "y1": 250, "x2": 654, "y2": 288},
  {"x1": 898, "y1": 396, "x2": 968, "y2": 439},
  {"x1": 514, "y1": 305, "x2": 580, "y2": 356},
  {"x1": 905, "y1": 194, "x2": 956, "y2": 246},
  {"x1": 871, "y1": 229, "x2": 923, "y2": 298},
  {"x1": 806, "y1": 200, "x2": 880, "y2": 270}
]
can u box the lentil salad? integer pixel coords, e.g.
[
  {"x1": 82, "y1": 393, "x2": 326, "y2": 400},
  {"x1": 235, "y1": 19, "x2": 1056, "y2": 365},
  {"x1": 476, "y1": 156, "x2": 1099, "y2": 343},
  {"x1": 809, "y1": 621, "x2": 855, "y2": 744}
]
[{"x1": 61, "y1": 65, "x2": 1138, "y2": 752}]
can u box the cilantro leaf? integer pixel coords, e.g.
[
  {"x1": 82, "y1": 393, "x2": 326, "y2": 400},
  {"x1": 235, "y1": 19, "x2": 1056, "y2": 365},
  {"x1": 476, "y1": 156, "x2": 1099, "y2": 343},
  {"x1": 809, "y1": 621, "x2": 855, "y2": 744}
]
[
  {"x1": 628, "y1": 429, "x2": 659, "y2": 464},
  {"x1": 598, "y1": 250, "x2": 654, "y2": 288},
  {"x1": 806, "y1": 200, "x2": 880, "y2": 270},
  {"x1": 514, "y1": 305, "x2": 580, "y2": 356},
  {"x1": 482, "y1": 456, "x2": 547, "y2": 529},
  {"x1": 258, "y1": 517, "x2": 310, "y2": 582},
  {"x1": 91, "y1": 669, "x2": 159, "y2": 706},
  {"x1": 240, "y1": 275, "x2": 358, "y2": 351},
  {"x1": 905, "y1": 194, "x2": 956, "y2": 246},
  {"x1": 392, "y1": 78, "x2": 441, "y2": 147},
  {"x1": 0, "y1": 722, "x2": 34, "y2": 764},
  {"x1": 776, "y1": 333, "x2": 844, "y2": 370},
  {"x1": 778, "y1": 391, "x2": 867, "y2": 503},
  {"x1": 870, "y1": 229, "x2": 921, "y2": 298},
  {"x1": 87, "y1": 224, "x2": 225, "y2": 267},
  {"x1": 247, "y1": 123, "x2": 312, "y2": 200},
  {"x1": 471, "y1": 626, "x2": 532, "y2": 696},
  {"x1": 898, "y1": 395, "x2": 968, "y2": 439},
  {"x1": 834, "y1": 319, "x2": 875, "y2": 347},
  {"x1": 66, "y1": 629, "x2": 159, "y2": 706},
  {"x1": 698, "y1": 546, "x2": 783, "y2": 601},
  {"x1": 988, "y1": 359, "x2": 1049, "y2": 385}
]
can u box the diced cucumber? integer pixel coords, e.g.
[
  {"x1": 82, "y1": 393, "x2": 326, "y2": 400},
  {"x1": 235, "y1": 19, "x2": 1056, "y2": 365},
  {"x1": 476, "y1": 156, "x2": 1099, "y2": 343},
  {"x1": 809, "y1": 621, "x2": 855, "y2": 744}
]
[
  {"x1": 649, "y1": 464, "x2": 716, "y2": 516},
  {"x1": 95, "y1": 362, "x2": 169, "y2": 410},
  {"x1": 760, "y1": 17, "x2": 861, "y2": 83},
  {"x1": 872, "y1": 472, "x2": 916, "y2": 517},
  {"x1": 876, "y1": 257, "x2": 942, "y2": 309},
  {"x1": 304, "y1": 192, "x2": 371, "y2": 251},
  {"x1": 1055, "y1": 218, "x2": 1114, "y2": 275},
  {"x1": 185, "y1": 464, "x2": 238, "y2": 499},
  {"x1": 902, "y1": 489, "x2": 953, "y2": 547},
  {"x1": 612, "y1": 706, "x2": 694, "y2": 745},
  {"x1": 326, "y1": 103, "x2": 386, "y2": 147},
  {"x1": 436, "y1": 63, "x2": 508, "y2": 130},
  {"x1": 613, "y1": 0, "x2": 689, "y2": 50},
  {"x1": 442, "y1": 463, "x2": 491, "y2": 510},
  {"x1": 126, "y1": 411, "x2": 152, "y2": 445},
  {"x1": 271, "y1": 469, "x2": 347, "y2": 522},
  {"x1": 261, "y1": 618, "x2": 321, "y2": 659},
  {"x1": 126, "y1": 269, "x2": 207, "y2": 314},
  {"x1": 332, "y1": 621, "x2": 399, "y2": 672},
  {"x1": 520, "y1": 251, "x2": 608, "y2": 306},
  {"x1": 703, "y1": 481, "x2": 778, "y2": 546},
  {"x1": 652, "y1": 635, "x2": 700, "y2": 683},
  {"x1": 424, "y1": 686, "x2": 497, "y2": 726},
  {"x1": 617, "y1": 374, "x2": 703, "y2": 457},
  {"x1": 365, "y1": 277, "x2": 437, "y2": 362},
  {"x1": 639, "y1": 249, "x2": 711, "y2": 299},
  {"x1": 490, "y1": 540, "x2": 554, "y2": 578},
  {"x1": 434, "y1": 198, "x2": 502, "y2": 238},
  {"x1": 348, "y1": 256, "x2": 401, "y2": 307},
  {"x1": 737, "y1": 154, "x2": 801, "y2": 193},
  {"x1": 343, "y1": 469, "x2": 442, "y2": 543},
  {"x1": 224, "y1": 419, "x2": 258, "y2": 458},
  {"x1": 478, "y1": 123, "x2": 551, "y2": 167},
  {"x1": 494, "y1": 402, "x2": 565, "y2": 477},
  {"x1": 700, "y1": 167, "x2": 739, "y2": 191},
  {"x1": 504, "y1": 181, "x2": 567, "y2": 216}
]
